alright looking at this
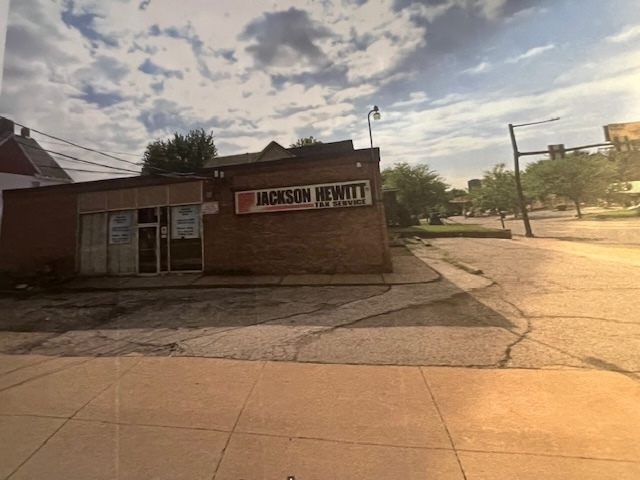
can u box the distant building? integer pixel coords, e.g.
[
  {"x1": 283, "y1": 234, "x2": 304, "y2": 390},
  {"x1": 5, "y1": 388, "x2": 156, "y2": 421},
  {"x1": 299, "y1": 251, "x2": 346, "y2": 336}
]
[
  {"x1": 467, "y1": 179, "x2": 482, "y2": 191},
  {"x1": 0, "y1": 117, "x2": 73, "y2": 232}
]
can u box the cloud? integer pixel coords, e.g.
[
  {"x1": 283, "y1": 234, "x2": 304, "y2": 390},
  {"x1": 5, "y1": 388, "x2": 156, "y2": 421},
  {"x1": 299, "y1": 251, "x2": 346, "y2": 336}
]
[
  {"x1": 74, "y1": 85, "x2": 124, "y2": 107},
  {"x1": 61, "y1": 1, "x2": 119, "y2": 47},
  {"x1": 4, "y1": 23, "x2": 71, "y2": 62},
  {"x1": 138, "y1": 58, "x2": 183, "y2": 79},
  {"x1": 1, "y1": 0, "x2": 638, "y2": 190},
  {"x1": 506, "y1": 43, "x2": 555, "y2": 63},
  {"x1": 240, "y1": 8, "x2": 334, "y2": 68},
  {"x1": 390, "y1": 91, "x2": 430, "y2": 108},
  {"x1": 461, "y1": 61, "x2": 492, "y2": 74},
  {"x1": 606, "y1": 25, "x2": 640, "y2": 44}
]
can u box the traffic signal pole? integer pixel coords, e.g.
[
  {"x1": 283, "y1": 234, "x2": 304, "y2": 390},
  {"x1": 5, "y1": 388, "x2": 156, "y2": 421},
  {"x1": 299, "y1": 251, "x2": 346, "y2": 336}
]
[
  {"x1": 508, "y1": 116, "x2": 623, "y2": 237},
  {"x1": 508, "y1": 117, "x2": 561, "y2": 238},
  {"x1": 508, "y1": 124, "x2": 534, "y2": 237}
]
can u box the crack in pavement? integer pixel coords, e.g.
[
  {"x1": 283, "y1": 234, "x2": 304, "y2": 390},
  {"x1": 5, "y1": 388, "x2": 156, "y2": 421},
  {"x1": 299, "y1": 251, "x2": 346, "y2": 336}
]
[
  {"x1": 5, "y1": 288, "x2": 386, "y2": 355},
  {"x1": 291, "y1": 289, "x2": 488, "y2": 360},
  {"x1": 498, "y1": 319, "x2": 533, "y2": 368},
  {"x1": 159, "y1": 287, "x2": 394, "y2": 353}
]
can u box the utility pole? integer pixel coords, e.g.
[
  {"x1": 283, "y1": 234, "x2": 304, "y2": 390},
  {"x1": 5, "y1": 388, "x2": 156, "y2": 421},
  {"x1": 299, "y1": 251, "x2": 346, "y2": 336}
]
[
  {"x1": 508, "y1": 124, "x2": 534, "y2": 237},
  {"x1": 508, "y1": 117, "x2": 560, "y2": 238}
]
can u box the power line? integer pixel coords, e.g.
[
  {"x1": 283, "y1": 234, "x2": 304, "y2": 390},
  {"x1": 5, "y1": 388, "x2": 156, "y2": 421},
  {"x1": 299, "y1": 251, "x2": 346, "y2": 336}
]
[
  {"x1": 62, "y1": 167, "x2": 134, "y2": 175},
  {"x1": 19, "y1": 141, "x2": 141, "y2": 174},
  {"x1": 14, "y1": 121, "x2": 143, "y2": 168},
  {"x1": 14, "y1": 122, "x2": 171, "y2": 173},
  {"x1": 35, "y1": 139, "x2": 143, "y2": 158},
  {"x1": 46, "y1": 149, "x2": 142, "y2": 174},
  {"x1": 16, "y1": 125, "x2": 203, "y2": 176}
]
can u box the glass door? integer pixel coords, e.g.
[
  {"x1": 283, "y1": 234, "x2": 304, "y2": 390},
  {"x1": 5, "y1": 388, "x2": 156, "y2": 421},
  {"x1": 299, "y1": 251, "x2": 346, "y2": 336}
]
[{"x1": 138, "y1": 226, "x2": 158, "y2": 274}]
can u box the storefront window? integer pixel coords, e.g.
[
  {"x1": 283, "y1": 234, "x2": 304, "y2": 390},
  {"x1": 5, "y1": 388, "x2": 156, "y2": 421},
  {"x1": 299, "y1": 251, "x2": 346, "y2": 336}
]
[
  {"x1": 138, "y1": 207, "x2": 158, "y2": 224},
  {"x1": 170, "y1": 204, "x2": 202, "y2": 271}
]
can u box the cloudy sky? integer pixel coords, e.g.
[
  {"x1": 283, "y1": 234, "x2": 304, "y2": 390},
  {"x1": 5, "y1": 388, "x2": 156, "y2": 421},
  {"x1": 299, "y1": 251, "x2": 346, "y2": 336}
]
[{"x1": 1, "y1": 0, "x2": 639, "y2": 187}]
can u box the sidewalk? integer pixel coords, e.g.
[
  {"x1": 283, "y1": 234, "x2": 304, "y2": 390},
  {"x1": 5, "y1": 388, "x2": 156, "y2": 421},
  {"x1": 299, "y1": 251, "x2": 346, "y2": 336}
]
[
  {"x1": 60, "y1": 246, "x2": 439, "y2": 291},
  {"x1": 0, "y1": 355, "x2": 639, "y2": 479}
]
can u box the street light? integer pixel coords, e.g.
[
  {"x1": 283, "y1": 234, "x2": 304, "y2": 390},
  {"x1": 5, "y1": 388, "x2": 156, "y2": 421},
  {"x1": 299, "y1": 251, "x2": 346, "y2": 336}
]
[
  {"x1": 508, "y1": 117, "x2": 560, "y2": 237},
  {"x1": 367, "y1": 106, "x2": 381, "y2": 202},
  {"x1": 368, "y1": 105, "x2": 381, "y2": 159}
]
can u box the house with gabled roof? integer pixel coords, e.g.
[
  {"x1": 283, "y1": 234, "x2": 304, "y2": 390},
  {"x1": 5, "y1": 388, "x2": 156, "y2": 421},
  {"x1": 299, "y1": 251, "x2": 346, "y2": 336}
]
[
  {"x1": 0, "y1": 117, "x2": 73, "y2": 230},
  {"x1": 204, "y1": 139, "x2": 354, "y2": 168}
]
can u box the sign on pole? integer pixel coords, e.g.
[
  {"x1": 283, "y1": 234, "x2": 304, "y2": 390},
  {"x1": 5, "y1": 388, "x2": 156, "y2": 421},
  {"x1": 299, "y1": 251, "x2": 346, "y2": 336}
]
[{"x1": 604, "y1": 121, "x2": 640, "y2": 142}]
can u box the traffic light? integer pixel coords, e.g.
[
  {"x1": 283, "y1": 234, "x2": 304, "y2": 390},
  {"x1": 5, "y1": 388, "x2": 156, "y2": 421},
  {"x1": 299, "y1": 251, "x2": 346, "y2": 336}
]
[{"x1": 548, "y1": 144, "x2": 565, "y2": 160}]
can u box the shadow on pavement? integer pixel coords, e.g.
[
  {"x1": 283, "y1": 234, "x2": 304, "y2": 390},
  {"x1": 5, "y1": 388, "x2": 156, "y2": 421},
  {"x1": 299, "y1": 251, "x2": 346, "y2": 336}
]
[{"x1": 0, "y1": 280, "x2": 517, "y2": 358}]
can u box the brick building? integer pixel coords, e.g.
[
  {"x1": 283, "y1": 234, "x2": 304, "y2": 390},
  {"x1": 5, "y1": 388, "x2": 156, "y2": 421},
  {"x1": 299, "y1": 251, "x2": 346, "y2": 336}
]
[{"x1": 0, "y1": 140, "x2": 392, "y2": 278}]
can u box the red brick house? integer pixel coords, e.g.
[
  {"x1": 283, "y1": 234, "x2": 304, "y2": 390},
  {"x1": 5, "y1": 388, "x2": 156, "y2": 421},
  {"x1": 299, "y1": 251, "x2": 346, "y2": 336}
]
[{"x1": 0, "y1": 117, "x2": 73, "y2": 232}]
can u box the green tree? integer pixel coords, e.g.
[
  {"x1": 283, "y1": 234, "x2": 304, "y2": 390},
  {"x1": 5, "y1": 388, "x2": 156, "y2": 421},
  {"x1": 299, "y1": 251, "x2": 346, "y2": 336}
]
[
  {"x1": 290, "y1": 136, "x2": 322, "y2": 148},
  {"x1": 141, "y1": 128, "x2": 217, "y2": 175},
  {"x1": 609, "y1": 149, "x2": 640, "y2": 182},
  {"x1": 470, "y1": 164, "x2": 520, "y2": 213},
  {"x1": 381, "y1": 162, "x2": 448, "y2": 217},
  {"x1": 523, "y1": 152, "x2": 616, "y2": 218}
]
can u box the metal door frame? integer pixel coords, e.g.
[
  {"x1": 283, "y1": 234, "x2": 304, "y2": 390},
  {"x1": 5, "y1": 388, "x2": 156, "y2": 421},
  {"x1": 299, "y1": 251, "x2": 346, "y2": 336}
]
[{"x1": 137, "y1": 206, "x2": 160, "y2": 275}]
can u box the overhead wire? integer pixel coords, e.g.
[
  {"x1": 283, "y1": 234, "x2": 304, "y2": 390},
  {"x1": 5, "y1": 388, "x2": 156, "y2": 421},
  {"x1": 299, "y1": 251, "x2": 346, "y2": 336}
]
[
  {"x1": 18, "y1": 141, "x2": 141, "y2": 174},
  {"x1": 14, "y1": 121, "x2": 143, "y2": 168},
  {"x1": 60, "y1": 167, "x2": 134, "y2": 175},
  {"x1": 14, "y1": 120, "x2": 169, "y2": 173},
  {"x1": 35, "y1": 139, "x2": 143, "y2": 157},
  {"x1": 14, "y1": 121, "x2": 214, "y2": 178},
  {"x1": 43, "y1": 149, "x2": 142, "y2": 174}
]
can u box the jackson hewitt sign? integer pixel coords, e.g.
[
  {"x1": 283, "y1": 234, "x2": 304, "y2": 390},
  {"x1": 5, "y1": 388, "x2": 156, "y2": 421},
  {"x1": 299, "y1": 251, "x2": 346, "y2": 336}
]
[{"x1": 235, "y1": 180, "x2": 373, "y2": 214}]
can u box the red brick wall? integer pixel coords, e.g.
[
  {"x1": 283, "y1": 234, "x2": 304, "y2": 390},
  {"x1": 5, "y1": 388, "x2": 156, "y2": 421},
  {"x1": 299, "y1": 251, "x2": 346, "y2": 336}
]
[
  {"x1": 0, "y1": 139, "x2": 38, "y2": 176},
  {"x1": 202, "y1": 152, "x2": 392, "y2": 274},
  {"x1": 0, "y1": 150, "x2": 392, "y2": 277},
  {"x1": 0, "y1": 189, "x2": 77, "y2": 277}
]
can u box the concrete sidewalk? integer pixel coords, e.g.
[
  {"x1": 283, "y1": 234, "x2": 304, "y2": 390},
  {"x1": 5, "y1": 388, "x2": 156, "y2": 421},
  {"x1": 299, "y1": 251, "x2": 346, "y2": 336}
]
[
  {"x1": 60, "y1": 246, "x2": 439, "y2": 291},
  {"x1": 1, "y1": 355, "x2": 639, "y2": 479}
]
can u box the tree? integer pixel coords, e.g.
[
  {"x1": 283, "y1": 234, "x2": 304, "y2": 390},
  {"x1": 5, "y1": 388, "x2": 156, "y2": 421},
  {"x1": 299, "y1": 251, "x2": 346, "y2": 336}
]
[
  {"x1": 141, "y1": 128, "x2": 217, "y2": 175},
  {"x1": 523, "y1": 152, "x2": 616, "y2": 218},
  {"x1": 290, "y1": 136, "x2": 322, "y2": 148},
  {"x1": 381, "y1": 162, "x2": 448, "y2": 217},
  {"x1": 609, "y1": 149, "x2": 640, "y2": 182},
  {"x1": 470, "y1": 164, "x2": 520, "y2": 213}
]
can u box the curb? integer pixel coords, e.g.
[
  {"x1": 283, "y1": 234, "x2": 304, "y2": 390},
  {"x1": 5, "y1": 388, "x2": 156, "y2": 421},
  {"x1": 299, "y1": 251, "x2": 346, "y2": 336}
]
[
  {"x1": 0, "y1": 277, "x2": 443, "y2": 296},
  {"x1": 397, "y1": 230, "x2": 512, "y2": 240}
]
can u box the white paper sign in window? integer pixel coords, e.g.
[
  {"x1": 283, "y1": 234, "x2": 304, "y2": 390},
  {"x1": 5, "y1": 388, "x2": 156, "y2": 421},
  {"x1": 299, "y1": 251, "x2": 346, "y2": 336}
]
[
  {"x1": 171, "y1": 205, "x2": 200, "y2": 239},
  {"x1": 109, "y1": 212, "x2": 133, "y2": 244}
]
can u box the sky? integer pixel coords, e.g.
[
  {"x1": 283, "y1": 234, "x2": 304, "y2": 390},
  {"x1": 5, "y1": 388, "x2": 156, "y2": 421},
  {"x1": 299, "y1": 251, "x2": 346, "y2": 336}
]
[{"x1": 0, "y1": 0, "x2": 639, "y2": 188}]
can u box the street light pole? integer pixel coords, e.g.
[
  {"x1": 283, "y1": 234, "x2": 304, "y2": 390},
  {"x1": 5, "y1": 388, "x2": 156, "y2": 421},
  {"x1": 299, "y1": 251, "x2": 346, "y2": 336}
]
[
  {"x1": 368, "y1": 105, "x2": 380, "y2": 162},
  {"x1": 508, "y1": 117, "x2": 560, "y2": 238},
  {"x1": 367, "y1": 105, "x2": 381, "y2": 201}
]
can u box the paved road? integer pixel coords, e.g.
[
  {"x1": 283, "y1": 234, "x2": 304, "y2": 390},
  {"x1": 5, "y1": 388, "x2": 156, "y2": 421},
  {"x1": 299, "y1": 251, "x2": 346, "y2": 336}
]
[
  {"x1": 1, "y1": 231, "x2": 638, "y2": 374},
  {"x1": 453, "y1": 207, "x2": 640, "y2": 246}
]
